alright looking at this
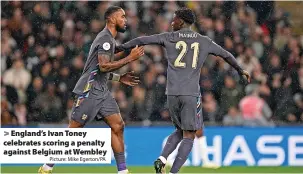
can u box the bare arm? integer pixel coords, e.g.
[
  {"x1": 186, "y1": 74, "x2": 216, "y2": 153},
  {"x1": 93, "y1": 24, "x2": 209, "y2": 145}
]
[
  {"x1": 98, "y1": 54, "x2": 133, "y2": 73},
  {"x1": 98, "y1": 46, "x2": 144, "y2": 73},
  {"x1": 114, "y1": 51, "x2": 127, "y2": 60}
]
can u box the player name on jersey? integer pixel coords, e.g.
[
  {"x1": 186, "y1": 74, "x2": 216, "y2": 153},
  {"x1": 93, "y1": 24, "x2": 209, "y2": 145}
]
[{"x1": 178, "y1": 33, "x2": 198, "y2": 38}]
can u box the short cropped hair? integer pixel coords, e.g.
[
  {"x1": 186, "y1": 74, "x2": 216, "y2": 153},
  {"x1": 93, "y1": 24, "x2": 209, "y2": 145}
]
[
  {"x1": 175, "y1": 7, "x2": 196, "y2": 24},
  {"x1": 104, "y1": 6, "x2": 122, "y2": 20}
]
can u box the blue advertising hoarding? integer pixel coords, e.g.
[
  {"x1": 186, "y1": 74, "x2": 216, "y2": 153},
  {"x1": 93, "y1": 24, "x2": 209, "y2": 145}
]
[{"x1": 118, "y1": 126, "x2": 303, "y2": 166}]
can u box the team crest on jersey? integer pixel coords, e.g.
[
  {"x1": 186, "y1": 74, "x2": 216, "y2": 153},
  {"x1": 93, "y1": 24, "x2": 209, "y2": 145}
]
[
  {"x1": 82, "y1": 114, "x2": 88, "y2": 120},
  {"x1": 103, "y1": 42, "x2": 111, "y2": 51}
]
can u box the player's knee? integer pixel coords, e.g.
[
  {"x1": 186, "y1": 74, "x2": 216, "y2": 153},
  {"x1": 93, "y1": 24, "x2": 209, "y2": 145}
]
[
  {"x1": 183, "y1": 130, "x2": 196, "y2": 140},
  {"x1": 196, "y1": 128, "x2": 203, "y2": 137},
  {"x1": 111, "y1": 120, "x2": 125, "y2": 134},
  {"x1": 175, "y1": 129, "x2": 183, "y2": 136},
  {"x1": 68, "y1": 120, "x2": 84, "y2": 128}
]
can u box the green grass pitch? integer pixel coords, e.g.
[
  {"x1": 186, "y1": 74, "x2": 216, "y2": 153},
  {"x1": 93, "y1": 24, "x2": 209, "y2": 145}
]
[{"x1": 1, "y1": 166, "x2": 303, "y2": 173}]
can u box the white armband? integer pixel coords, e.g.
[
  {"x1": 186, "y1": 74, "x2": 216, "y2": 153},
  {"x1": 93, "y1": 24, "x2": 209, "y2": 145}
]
[{"x1": 109, "y1": 73, "x2": 120, "y2": 82}]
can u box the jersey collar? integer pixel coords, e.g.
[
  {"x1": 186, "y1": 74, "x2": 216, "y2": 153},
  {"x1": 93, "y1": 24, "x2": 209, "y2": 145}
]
[
  {"x1": 179, "y1": 28, "x2": 192, "y2": 32},
  {"x1": 105, "y1": 27, "x2": 114, "y2": 37}
]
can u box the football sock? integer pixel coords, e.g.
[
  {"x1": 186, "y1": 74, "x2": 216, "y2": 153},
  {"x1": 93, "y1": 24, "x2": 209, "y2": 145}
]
[
  {"x1": 114, "y1": 152, "x2": 127, "y2": 171},
  {"x1": 170, "y1": 138, "x2": 194, "y2": 173},
  {"x1": 161, "y1": 129, "x2": 183, "y2": 160}
]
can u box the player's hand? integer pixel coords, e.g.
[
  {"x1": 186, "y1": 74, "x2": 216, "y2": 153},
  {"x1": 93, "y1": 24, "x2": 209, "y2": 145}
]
[
  {"x1": 129, "y1": 45, "x2": 144, "y2": 61},
  {"x1": 119, "y1": 71, "x2": 140, "y2": 87},
  {"x1": 240, "y1": 70, "x2": 251, "y2": 83}
]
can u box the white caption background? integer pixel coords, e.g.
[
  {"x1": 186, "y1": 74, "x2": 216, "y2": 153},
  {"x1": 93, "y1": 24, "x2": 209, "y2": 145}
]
[{"x1": 0, "y1": 128, "x2": 111, "y2": 164}]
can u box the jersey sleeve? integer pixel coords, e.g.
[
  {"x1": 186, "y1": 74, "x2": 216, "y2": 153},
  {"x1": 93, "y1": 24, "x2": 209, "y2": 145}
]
[
  {"x1": 207, "y1": 38, "x2": 243, "y2": 73},
  {"x1": 97, "y1": 34, "x2": 114, "y2": 55},
  {"x1": 114, "y1": 44, "x2": 124, "y2": 53},
  {"x1": 119, "y1": 32, "x2": 169, "y2": 50}
]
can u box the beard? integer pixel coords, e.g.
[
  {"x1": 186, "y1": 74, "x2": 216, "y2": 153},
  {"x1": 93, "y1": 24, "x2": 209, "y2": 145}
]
[{"x1": 116, "y1": 24, "x2": 126, "y2": 33}]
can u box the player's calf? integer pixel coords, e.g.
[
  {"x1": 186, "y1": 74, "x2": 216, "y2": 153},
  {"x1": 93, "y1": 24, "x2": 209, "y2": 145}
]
[
  {"x1": 158, "y1": 129, "x2": 182, "y2": 163},
  {"x1": 154, "y1": 129, "x2": 182, "y2": 174},
  {"x1": 170, "y1": 130, "x2": 195, "y2": 173},
  {"x1": 104, "y1": 113, "x2": 128, "y2": 173}
]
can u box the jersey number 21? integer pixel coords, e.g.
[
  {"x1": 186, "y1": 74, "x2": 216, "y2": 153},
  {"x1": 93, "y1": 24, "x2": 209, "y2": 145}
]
[{"x1": 174, "y1": 41, "x2": 199, "y2": 69}]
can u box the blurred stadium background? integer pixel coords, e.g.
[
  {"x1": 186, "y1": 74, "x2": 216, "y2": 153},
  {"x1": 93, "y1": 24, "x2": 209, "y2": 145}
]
[{"x1": 1, "y1": 1, "x2": 303, "y2": 173}]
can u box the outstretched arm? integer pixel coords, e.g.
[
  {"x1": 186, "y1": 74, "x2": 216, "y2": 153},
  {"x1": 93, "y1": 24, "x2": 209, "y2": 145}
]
[
  {"x1": 118, "y1": 33, "x2": 167, "y2": 51},
  {"x1": 208, "y1": 39, "x2": 251, "y2": 82},
  {"x1": 208, "y1": 40, "x2": 242, "y2": 72},
  {"x1": 114, "y1": 44, "x2": 124, "y2": 53}
]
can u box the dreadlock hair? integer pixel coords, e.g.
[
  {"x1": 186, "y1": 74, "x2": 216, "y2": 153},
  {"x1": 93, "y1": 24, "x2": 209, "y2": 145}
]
[
  {"x1": 175, "y1": 7, "x2": 196, "y2": 25},
  {"x1": 104, "y1": 6, "x2": 122, "y2": 21}
]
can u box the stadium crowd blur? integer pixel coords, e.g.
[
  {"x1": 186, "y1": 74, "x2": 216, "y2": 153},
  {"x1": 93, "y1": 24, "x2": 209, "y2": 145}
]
[{"x1": 1, "y1": 1, "x2": 303, "y2": 127}]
